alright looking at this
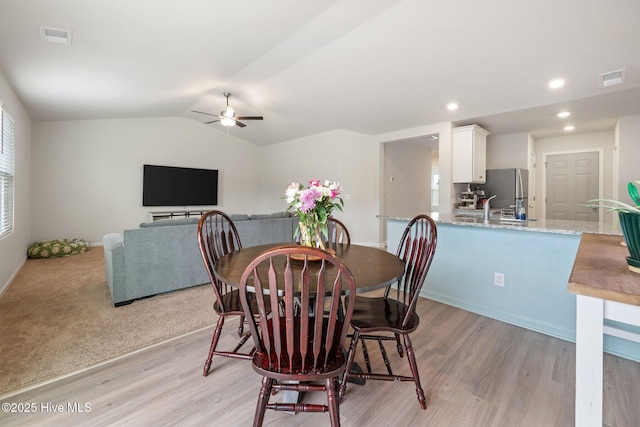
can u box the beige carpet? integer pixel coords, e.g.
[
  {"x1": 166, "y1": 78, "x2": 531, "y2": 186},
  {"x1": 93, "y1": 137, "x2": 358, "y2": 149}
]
[{"x1": 0, "y1": 248, "x2": 214, "y2": 395}]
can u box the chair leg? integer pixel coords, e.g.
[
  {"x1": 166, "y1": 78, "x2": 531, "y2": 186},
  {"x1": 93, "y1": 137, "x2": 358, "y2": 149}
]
[
  {"x1": 326, "y1": 377, "x2": 340, "y2": 427},
  {"x1": 238, "y1": 314, "x2": 245, "y2": 336},
  {"x1": 339, "y1": 330, "x2": 359, "y2": 400},
  {"x1": 203, "y1": 315, "x2": 225, "y2": 377},
  {"x1": 404, "y1": 334, "x2": 427, "y2": 410},
  {"x1": 253, "y1": 376, "x2": 273, "y2": 427},
  {"x1": 395, "y1": 333, "x2": 404, "y2": 357}
]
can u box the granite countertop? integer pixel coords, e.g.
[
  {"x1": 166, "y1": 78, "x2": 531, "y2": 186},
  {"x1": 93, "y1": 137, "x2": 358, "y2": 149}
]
[{"x1": 379, "y1": 212, "x2": 622, "y2": 236}]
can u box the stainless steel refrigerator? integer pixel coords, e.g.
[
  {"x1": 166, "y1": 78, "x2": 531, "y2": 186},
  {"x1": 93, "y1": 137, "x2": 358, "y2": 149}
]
[{"x1": 481, "y1": 168, "x2": 528, "y2": 209}]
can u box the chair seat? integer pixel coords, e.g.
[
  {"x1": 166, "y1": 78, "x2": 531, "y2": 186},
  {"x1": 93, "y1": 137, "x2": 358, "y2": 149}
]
[
  {"x1": 252, "y1": 318, "x2": 347, "y2": 381},
  {"x1": 349, "y1": 296, "x2": 420, "y2": 334}
]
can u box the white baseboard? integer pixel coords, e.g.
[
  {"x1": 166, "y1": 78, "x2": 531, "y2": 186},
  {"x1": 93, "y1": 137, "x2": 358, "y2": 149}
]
[{"x1": 0, "y1": 256, "x2": 27, "y2": 298}]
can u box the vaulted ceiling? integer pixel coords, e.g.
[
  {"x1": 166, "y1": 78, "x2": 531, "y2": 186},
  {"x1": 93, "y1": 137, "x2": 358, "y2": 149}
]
[{"x1": 1, "y1": 0, "x2": 639, "y2": 146}]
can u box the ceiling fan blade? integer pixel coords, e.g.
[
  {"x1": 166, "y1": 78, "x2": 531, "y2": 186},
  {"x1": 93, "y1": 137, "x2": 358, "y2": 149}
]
[
  {"x1": 204, "y1": 119, "x2": 220, "y2": 124},
  {"x1": 192, "y1": 110, "x2": 219, "y2": 117},
  {"x1": 235, "y1": 121, "x2": 247, "y2": 128},
  {"x1": 237, "y1": 116, "x2": 264, "y2": 121}
]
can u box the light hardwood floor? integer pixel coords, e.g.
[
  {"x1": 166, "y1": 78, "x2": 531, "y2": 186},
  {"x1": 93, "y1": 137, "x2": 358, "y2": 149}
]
[{"x1": 1, "y1": 297, "x2": 638, "y2": 426}]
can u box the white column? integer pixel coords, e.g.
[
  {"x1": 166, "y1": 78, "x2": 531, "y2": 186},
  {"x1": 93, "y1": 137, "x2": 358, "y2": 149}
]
[{"x1": 575, "y1": 294, "x2": 604, "y2": 427}]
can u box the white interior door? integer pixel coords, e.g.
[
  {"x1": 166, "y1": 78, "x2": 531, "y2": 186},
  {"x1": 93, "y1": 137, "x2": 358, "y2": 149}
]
[{"x1": 546, "y1": 151, "x2": 599, "y2": 221}]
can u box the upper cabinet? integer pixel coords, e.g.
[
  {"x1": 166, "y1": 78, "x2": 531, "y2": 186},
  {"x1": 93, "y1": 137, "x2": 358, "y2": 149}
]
[{"x1": 452, "y1": 125, "x2": 490, "y2": 183}]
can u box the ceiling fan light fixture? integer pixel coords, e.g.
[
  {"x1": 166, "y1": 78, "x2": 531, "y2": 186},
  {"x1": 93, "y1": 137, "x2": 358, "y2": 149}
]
[
  {"x1": 220, "y1": 117, "x2": 236, "y2": 127},
  {"x1": 222, "y1": 105, "x2": 236, "y2": 118},
  {"x1": 192, "y1": 92, "x2": 263, "y2": 128}
]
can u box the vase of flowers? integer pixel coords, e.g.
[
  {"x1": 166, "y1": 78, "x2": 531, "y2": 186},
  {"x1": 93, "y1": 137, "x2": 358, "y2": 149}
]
[{"x1": 285, "y1": 179, "x2": 344, "y2": 250}]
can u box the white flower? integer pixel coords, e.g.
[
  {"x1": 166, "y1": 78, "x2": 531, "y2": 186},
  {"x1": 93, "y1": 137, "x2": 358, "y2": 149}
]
[{"x1": 285, "y1": 182, "x2": 300, "y2": 203}]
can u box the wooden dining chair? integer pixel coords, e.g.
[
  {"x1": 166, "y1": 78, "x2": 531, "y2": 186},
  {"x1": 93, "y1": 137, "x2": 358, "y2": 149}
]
[
  {"x1": 326, "y1": 216, "x2": 351, "y2": 247},
  {"x1": 197, "y1": 210, "x2": 256, "y2": 377},
  {"x1": 239, "y1": 245, "x2": 357, "y2": 427},
  {"x1": 339, "y1": 214, "x2": 437, "y2": 410}
]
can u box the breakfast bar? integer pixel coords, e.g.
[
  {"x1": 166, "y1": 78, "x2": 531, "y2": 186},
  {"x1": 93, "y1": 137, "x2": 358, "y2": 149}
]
[{"x1": 381, "y1": 214, "x2": 640, "y2": 362}]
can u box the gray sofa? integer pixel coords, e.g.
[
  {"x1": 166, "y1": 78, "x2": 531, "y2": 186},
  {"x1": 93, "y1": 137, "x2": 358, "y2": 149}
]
[{"x1": 103, "y1": 212, "x2": 298, "y2": 306}]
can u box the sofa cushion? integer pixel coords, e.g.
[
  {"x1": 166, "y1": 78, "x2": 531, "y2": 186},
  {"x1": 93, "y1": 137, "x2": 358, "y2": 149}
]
[
  {"x1": 229, "y1": 214, "x2": 250, "y2": 222},
  {"x1": 139, "y1": 217, "x2": 200, "y2": 228},
  {"x1": 249, "y1": 211, "x2": 290, "y2": 220}
]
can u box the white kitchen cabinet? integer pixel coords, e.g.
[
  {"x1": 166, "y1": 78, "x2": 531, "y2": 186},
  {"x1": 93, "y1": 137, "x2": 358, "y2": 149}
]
[{"x1": 452, "y1": 124, "x2": 489, "y2": 183}]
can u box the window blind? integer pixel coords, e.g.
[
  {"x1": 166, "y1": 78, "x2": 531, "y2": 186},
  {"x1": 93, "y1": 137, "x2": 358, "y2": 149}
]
[{"x1": 0, "y1": 104, "x2": 15, "y2": 238}]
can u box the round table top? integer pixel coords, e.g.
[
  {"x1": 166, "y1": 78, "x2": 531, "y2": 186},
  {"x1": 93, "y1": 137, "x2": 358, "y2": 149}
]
[{"x1": 214, "y1": 243, "x2": 405, "y2": 294}]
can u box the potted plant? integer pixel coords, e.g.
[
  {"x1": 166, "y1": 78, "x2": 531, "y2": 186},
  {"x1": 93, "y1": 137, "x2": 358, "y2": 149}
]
[{"x1": 587, "y1": 181, "x2": 640, "y2": 272}]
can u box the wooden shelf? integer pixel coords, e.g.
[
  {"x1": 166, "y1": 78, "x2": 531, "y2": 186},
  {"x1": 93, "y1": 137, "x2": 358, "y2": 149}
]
[{"x1": 149, "y1": 210, "x2": 207, "y2": 222}]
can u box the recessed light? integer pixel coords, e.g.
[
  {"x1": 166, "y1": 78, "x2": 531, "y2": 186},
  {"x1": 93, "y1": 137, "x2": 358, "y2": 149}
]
[
  {"x1": 557, "y1": 111, "x2": 571, "y2": 118},
  {"x1": 446, "y1": 102, "x2": 458, "y2": 111},
  {"x1": 548, "y1": 79, "x2": 565, "y2": 89},
  {"x1": 40, "y1": 26, "x2": 73, "y2": 45},
  {"x1": 564, "y1": 125, "x2": 575, "y2": 131}
]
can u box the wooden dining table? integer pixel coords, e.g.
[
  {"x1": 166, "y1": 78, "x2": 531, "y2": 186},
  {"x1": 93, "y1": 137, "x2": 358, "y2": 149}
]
[{"x1": 213, "y1": 242, "x2": 406, "y2": 294}]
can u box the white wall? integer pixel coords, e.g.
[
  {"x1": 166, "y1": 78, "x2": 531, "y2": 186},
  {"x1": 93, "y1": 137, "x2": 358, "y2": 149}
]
[
  {"x1": 383, "y1": 141, "x2": 432, "y2": 218},
  {"x1": 377, "y1": 122, "x2": 454, "y2": 214},
  {"x1": 31, "y1": 118, "x2": 261, "y2": 244},
  {"x1": 27, "y1": 120, "x2": 450, "y2": 251},
  {"x1": 257, "y1": 129, "x2": 381, "y2": 246},
  {"x1": 617, "y1": 114, "x2": 640, "y2": 200},
  {"x1": 486, "y1": 133, "x2": 529, "y2": 169},
  {"x1": 0, "y1": 70, "x2": 32, "y2": 294}
]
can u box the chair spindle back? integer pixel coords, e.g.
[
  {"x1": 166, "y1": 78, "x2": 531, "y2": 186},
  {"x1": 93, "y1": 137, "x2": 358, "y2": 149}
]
[
  {"x1": 389, "y1": 214, "x2": 437, "y2": 329},
  {"x1": 198, "y1": 210, "x2": 243, "y2": 311},
  {"x1": 239, "y1": 245, "x2": 356, "y2": 375}
]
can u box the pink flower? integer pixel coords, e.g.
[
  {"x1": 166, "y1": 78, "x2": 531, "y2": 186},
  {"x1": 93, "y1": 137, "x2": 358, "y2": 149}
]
[
  {"x1": 299, "y1": 187, "x2": 321, "y2": 212},
  {"x1": 284, "y1": 179, "x2": 344, "y2": 220}
]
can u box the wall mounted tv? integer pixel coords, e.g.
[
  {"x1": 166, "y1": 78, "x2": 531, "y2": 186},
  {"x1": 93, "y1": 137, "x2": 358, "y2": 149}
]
[{"x1": 143, "y1": 164, "x2": 218, "y2": 206}]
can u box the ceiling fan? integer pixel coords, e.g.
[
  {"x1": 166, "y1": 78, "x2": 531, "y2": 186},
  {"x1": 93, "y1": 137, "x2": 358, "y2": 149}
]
[{"x1": 192, "y1": 92, "x2": 263, "y2": 128}]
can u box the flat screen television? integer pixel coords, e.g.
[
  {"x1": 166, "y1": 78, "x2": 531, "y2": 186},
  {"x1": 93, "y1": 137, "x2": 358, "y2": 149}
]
[{"x1": 143, "y1": 164, "x2": 218, "y2": 206}]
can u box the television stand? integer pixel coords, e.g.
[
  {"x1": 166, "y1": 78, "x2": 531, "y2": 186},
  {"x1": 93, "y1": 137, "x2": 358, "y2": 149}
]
[{"x1": 149, "y1": 210, "x2": 208, "y2": 222}]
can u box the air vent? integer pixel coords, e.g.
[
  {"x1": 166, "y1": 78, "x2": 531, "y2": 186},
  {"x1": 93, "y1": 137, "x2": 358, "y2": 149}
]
[
  {"x1": 39, "y1": 27, "x2": 73, "y2": 45},
  {"x1": 599, "y1": 69, "x2": 625, "y2": 88}
]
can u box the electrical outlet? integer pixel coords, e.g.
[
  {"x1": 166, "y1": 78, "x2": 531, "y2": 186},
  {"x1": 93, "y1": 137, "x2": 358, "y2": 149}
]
[{"x1": 494, "y1": 272, "x2": 505, "y2": 287}]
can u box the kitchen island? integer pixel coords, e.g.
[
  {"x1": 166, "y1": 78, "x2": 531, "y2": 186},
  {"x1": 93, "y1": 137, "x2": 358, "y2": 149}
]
[{"x1": 381, "y1": 213, "x2": 640, "y2": 362}]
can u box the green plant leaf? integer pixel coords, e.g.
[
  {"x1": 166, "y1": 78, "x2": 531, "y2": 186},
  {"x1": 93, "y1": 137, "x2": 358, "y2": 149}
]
[{"x1": 585, "y1": 198, "x2": 640, "y2": 214}]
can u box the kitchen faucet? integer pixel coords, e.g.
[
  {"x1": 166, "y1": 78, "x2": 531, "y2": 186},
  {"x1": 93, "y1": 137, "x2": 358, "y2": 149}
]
[{"x1": 483, "y1": 195, "x2": 496, "y2": 220}]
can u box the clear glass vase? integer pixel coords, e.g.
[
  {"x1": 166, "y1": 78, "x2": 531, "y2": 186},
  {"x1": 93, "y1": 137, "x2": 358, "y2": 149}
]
[{"x1": 299, "y1": 222, "x2": 326, "y2": 250}]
